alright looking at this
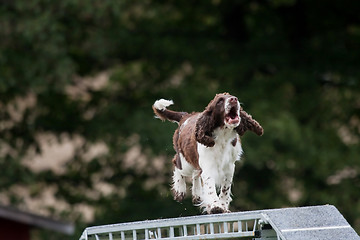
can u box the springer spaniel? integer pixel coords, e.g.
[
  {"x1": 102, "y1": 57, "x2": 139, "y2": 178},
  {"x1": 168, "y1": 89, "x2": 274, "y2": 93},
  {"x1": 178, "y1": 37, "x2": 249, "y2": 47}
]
[{"x1": 153, "y1": 93, "x2": 263, "y2": 214}]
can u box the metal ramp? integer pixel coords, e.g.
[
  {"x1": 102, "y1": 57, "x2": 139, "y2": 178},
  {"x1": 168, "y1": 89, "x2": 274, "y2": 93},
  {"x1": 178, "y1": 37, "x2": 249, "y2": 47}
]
[{"x1": 79, "y1": 205, "x2": 360, "y2": 240}]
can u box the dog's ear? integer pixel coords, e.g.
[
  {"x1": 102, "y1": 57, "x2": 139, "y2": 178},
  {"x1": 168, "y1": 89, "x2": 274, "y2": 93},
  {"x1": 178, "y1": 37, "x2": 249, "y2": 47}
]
[
  {"x1": 195, "y1": 108, "x2": 216, "y2": 147},
  {"x1": 236, "y1": 110, "x2": 264, "y2": 136}
]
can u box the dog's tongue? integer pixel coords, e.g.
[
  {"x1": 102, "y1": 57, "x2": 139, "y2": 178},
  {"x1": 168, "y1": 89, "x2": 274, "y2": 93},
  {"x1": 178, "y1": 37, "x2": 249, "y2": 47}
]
[{"x1": 226, "y1": 115, "x2": 240, "y2": 124}]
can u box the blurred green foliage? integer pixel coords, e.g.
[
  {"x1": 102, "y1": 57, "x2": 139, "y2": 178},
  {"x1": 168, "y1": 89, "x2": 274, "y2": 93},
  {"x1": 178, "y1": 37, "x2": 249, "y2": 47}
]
[{"x1": 0, "y1": 0, "x2": 360, "y2": 239}]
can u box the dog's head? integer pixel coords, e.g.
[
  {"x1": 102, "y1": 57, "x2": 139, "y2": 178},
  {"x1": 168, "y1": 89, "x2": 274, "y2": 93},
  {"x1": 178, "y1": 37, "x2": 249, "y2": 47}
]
[
  {"x1": 202, "y1": 93, "x2": 241, "y2": 129},
  {"x1": 196, "y1": 93, "x2": 263, "y2": 145}
]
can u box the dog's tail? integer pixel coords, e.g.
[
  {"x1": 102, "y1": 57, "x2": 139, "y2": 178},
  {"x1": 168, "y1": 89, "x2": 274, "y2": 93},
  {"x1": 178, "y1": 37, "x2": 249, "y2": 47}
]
[{"x1": 153, "y1": 99, "x2": 188, "y2": 123}]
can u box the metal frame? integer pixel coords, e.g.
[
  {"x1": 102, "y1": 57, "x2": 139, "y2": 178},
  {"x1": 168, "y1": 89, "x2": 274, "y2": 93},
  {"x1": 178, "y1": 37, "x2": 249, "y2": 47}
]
[
  {"x1": 79, "y1": 212, "x2": 271, "y2": 240},
  {"x1": 79, "y1": 205, "x2": 360, "y2": 240}
]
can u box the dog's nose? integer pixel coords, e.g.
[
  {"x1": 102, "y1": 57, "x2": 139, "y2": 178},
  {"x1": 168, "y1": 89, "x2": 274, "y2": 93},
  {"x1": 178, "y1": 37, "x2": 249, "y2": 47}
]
[{"x1": 229, "y1": 97, "x2": 238, "y2": 103}]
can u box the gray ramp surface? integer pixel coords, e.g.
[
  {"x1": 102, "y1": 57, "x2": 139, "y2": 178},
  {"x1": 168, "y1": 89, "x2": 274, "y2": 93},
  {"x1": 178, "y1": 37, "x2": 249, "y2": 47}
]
[
  {"x1": 262, "y1": 205, "x2": 360, "y2": 240},
  {"x1": 79, "y1": 205, "x2": 360, "y2": 240}
]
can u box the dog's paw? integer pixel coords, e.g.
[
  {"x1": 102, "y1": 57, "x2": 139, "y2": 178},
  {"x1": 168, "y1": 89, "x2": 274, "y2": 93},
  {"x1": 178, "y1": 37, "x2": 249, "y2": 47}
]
[
  {"x1": 173, "y1": 190, "x2": 185, "y2": 202},
  {"x1": 210, "y1": 206, "x2": 225, "y2": 214},
  {"x1": 202, "y1": 203, "x2": 226, "y2": 214},
  {"x1": 192, "y1": 196, "x2": 202, "y2": 205}
]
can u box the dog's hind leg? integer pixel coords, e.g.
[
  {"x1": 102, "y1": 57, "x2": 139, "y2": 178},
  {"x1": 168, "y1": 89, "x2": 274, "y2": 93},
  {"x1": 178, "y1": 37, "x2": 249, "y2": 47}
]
[
  {"x1": 191, "y1": 170, "x2": 202, "y2": 205},
  {"x1": 172, "y1": 167, "x2": 186, "y2": 202}
]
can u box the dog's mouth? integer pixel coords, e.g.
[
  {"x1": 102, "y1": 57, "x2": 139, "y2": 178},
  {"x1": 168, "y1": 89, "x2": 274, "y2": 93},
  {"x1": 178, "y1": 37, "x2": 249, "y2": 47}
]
[{"x1": 225, "y1": 106, "x2": 240, "y2": 125}]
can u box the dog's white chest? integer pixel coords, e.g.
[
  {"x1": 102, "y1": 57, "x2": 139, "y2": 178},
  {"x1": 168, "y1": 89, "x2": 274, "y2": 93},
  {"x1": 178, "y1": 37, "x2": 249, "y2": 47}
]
[{"x1": 197, "y1": 128, "x2": 242, "y2": 186}]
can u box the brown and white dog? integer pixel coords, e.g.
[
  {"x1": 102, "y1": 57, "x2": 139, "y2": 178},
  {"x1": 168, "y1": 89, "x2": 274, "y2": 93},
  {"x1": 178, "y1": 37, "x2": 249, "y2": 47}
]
[{"x1": 153, "y1": 93, "x2": 263, "y2": 214}]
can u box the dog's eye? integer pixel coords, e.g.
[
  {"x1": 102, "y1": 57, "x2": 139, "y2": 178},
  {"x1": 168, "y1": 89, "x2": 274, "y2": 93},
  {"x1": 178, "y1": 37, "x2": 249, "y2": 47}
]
[{"x1": 217, "y1": 98, "x2": 224, "y2": 104}]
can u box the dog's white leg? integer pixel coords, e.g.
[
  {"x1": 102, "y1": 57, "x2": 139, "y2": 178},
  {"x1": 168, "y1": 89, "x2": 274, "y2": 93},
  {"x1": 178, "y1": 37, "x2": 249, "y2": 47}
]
[
  {"x1": 219, "y1": 164, "x2": 235, "y2": 212},
  {"x1": 200, "y1": 172, "x2": 224, "y2": 214},
  {"x1": 172, "y1": 167, "x2": 186, "y2": 202},
  {"x1": 218, "y1": 176, "x2": 233, "y2": 212},
  {"x1": 191, "y1": 170, "x2": 202, "y2": 205}
]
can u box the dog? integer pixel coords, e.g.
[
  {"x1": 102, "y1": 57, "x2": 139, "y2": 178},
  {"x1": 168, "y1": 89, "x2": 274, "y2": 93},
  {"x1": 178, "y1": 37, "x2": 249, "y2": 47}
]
[{"x1": 153, "y1": 93, "x2": 263, "y2": 214}]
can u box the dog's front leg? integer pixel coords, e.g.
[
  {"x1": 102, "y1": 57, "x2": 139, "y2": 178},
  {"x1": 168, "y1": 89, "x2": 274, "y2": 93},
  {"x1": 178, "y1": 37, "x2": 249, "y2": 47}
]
[
  {"x1": 218, "y1": 164, "x2": 235, "y2": 212},
  {"x1": 218, "y1": 176, "x2": 233, "y2": 213},
  {"x1": 200, "y1": 173, "x2": 225, "y2": 214}
]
